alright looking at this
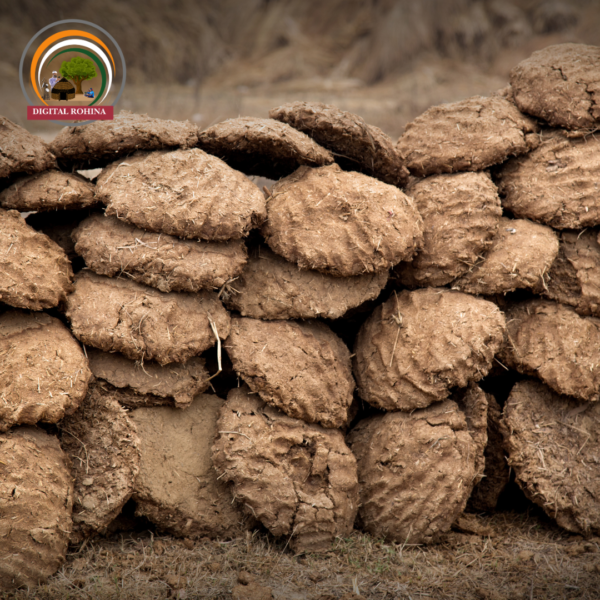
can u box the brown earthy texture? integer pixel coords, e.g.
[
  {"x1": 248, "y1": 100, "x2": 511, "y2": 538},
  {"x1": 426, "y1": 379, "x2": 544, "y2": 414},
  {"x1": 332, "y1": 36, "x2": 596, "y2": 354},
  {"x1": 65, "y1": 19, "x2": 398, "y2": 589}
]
[
  {"x1": 496, "y1": 130, "x2": 600, "y2": 230},
  {"x1": 396, "y1": 95, "x2": 539, "y2": 177},
  {"x1": 65, "y1": 271, "x2": 230, "y2": 365},
  {"x1": 49, "y1": 110, "x2": 199, "y2": 169},
  {"x1": 224, "y1": 246, "x2": 387, "y2": 320},
  {"x1": 453, "y1": 217, "x2": 559, "y2": 295},
  {"x1": 0, "y1": 209, "x2": 73, "y2": 310},
  {"x1": 60, "y1": 381, "x2": 140, "y2": 544},
  {"x1": 395, "y1": 172, "x2": 502, "y2": 288},
  {"x1": 225, "y1": 318, "x2": 355, "y2": 429},
  {"x1": 347, "y1": 399, "x2": 480, "y2": 544},
  {"x1": 197, "y1": 116, "x2": 334, "y2": 179},
  {"x1": 0, "y1": 427, "x2": 73, "y2": 591},
  {"x1": 97, "y1": 149, "x2": 267, "y2": 241},
  {"x1": 510, "y1": 44, "x2": 600, "y2": 130},
  {"x1": 499, "y1": 299, "x2": 600, "y2": 402},
  {"x1": 269, "y1": 101, "x2": 409, "y2": 186},
  {"x1": 262, "y1": 164, "x2": 423, "y2": 277},
  {"x1": 503, "y1": 379, "x2": 600, "y2": 535},
  {"x1": 0, "y1": 116, "x2": 56, "y2": 179},
  {"x1": 87, "y1": 348, "x2": 209, "y2": 409},
  {"x1": 0, "y1": 311, "x2": 91, "y2": 432},
  {"x1": 353, "y1": 289, "x2": 506, "y2": 412},
  {"x1": 212, "y1": 386, "x2": 359, "y2": 553},
  {"x1": 131, "y1": 394, "x2": 249, "y2": 539},
  {"x1": 72, "y1": 214, "x2": 248, "y2": 293},
  {"x1": 0, "y1": 171, "x2": 95, "y2": 212}
]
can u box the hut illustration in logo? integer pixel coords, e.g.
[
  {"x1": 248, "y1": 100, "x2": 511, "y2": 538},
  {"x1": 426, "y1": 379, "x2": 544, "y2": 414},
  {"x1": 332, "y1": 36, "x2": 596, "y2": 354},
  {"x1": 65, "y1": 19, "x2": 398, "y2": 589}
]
[{"x1": 51, "y1": 77, "x2": 76, "y2": 101}]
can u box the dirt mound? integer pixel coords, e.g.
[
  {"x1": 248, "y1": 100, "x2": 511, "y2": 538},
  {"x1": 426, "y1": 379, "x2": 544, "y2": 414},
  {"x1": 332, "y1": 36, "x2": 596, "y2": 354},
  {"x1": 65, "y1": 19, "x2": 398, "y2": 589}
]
[
  {"x1": 97, "y1": 149, "x2": 266, "y2": 241},
  {"x1": 0, "y1": 209, "x2": 73, "y2": 310},
  {"x1": 72, "y1": 214, "x2": 248, "y2": 293},
  {"x1": 503, "y1": 379, "x2": 600, "y2": 535},
  {"x1": 353, "y1": 289, "x2": 506, "y2": 412},
  {"x1": 496, "y1": 130, "x2": 600, "y2": 230},
  {"x1": 225, "y1": 318, "x2": 354, "y2": 429},
  {"x1": 50, "y1": 110, "x2": 199, "y2": 169},
  {"x1": 224, "y1": 246, "x2": 387, "y2": 320},
  {"x1": 197, "y1": 117, "x2": 334, "y2": 179},
  {"x1": 453, "y1": 217, "x2": 559, "y2": 295},
  {"x1": 396, "y1": 95, "x2": 538, "y2": 177},
  {"x1": 65, "y1": 271, "x2": 230, "y2": 365},
  {"x1": 0, "y1": 171, "x2": 95, "y2": 212},
  {"x1": 394, "y1": 172, "x2": 502, "y2": 288},
  {"x1": 269, "y1": 101, "x2": 409, "y2": 187},
  {"x1": 499, "y1": 299, "x2": 600, "y2": 402},
  {"x1": 510, "y1": 44, "x2": 600, "y2": 130},
  {"x1": 347, "y1": 399, "x2": 480, "y2": 544},
  {"x1": 262, "y1": 164, "x2": 423, "y2": 277},
  {"x1": 87, "y1": 348, "x2": 208, "y2": 409},
  {"x1": 60, "y1": 381, "x2": 140, "y2": 544},
  {"x1": 212, "y1": 386, "x2": 359, "y2": 553},
  {"x1": 131, "y1": 394, "x2": 250, "y2": 539},
  {"x1": 0, "y1": 427, "x2": 72, "y2": 591},
  {"x1": 0, "y1": 311, "x2": 91, "y2": 432}
]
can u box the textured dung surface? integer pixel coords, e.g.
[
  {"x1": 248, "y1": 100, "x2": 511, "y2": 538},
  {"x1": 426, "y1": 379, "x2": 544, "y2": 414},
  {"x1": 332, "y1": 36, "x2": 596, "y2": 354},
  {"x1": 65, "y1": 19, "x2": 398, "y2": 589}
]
[
  {"x1": 0, "y1": 311, "x2": 91, "y2": 432},
  {"x1": 224, "y1": 246, "x2": 387, "y2": 320},
  {"x1": 496, "y1": 131, "x2": 600, "y2": 229},
  {"x1": 510, "y1": 44, "x2": 600, "y2": 130},
  {"x1": 0, "y1": 209, "x2": 74, "y2": 310},
  {"x1": 269, "y1": 101, "x2": 409, "y2": 186},
  {"x1": 263, "y1": 164, "x2": 423, "y2": 277},
  {"x1": 131, "y1": 394, "x2": 250, "y2": 539},
  {"x1": 212, "y1": 386, "x2": 359, "y2": 553},
  {"x1": 98, "y1": 149, "x2": 266, "y2": 241},
  {"x1": 454, "y1": 217, "x2": 559, "y2": 295},
  {"x1": 225, "y1": 318, "x2": 355, "y2": 428},
  {"x1": 49, "y1": 110, "x2": 199, "y2": 169},
  {"x1": 354, "y1": 289, "x2": 506, "y2": 412},
  {"x1": 73, "y1": 214, "x2": 248, "y2": 293},
  {"x1": 60, "y1": 381, "x2": 140, "y2": 544},
  {"x1": 65, "y1": 271, "x2": 230, "y2": 365},
  {"x1": 0, "y1": 171, "x2": 95, "y2": 212},
  {"x1": 396, "y1": 95, "x2": 538, "y2": 177},
  {"x1": 198, "y1": 117, "x2": 333, "y2": 179},
  {"x1": 347, "y1": 400, "x2": 479, "y2": 544},
  {"x1": 499, "y1": 299, "x2": 600, "y2": 402},
  {"x1": 395, "y1": 172, "x2": 502, "y2": 288},
  {"x1": 503, "y1": 379, "x2": 600, "y2": 535},
  {"x1": 87, "y1": 348, "x2": 209, "y2": 409},
  {"x1": 0, "y1": 116, "x2": 56, "y2": 179},
  {"x1": 0, "y1": 427, "x2": 72, "y2": 591}
]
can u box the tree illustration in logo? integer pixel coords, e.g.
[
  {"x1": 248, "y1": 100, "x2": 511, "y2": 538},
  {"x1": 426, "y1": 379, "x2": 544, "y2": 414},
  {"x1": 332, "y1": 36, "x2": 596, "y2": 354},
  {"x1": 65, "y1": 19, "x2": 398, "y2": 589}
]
[{"x1": 59, "y1": 56, "x2": 97, "y2": 95}]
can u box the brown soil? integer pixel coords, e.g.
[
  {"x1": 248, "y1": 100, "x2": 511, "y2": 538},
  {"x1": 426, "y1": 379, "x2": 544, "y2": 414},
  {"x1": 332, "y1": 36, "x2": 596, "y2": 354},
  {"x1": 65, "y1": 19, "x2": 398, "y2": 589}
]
[
  {"x1": 269, "y1": 101, "x2": 409, "y2": 187},
  {"x1": 198, "y1": 116, "x2": 334, "y2": 179},
  {"x1": 72, "y1": 214, "x2": 248, "y2": 293},
  {"x1": 60, "y1": 381, "x2": 140, "y2": 544},
  {"x1": 0, "y1": 208, "x2": 73, "y2": 310},
  {"x1": 97, "y1": 149, "x2": 267, "y2": 241},
  {"x1": 263, "y1": 164, "x2": 423, "y2": 277},
  {"x1": 0, "y1": 427, "x2": 72, "y2": 591},
  {"x1": 353, "y1": 288, "x2": 506, "y2": 412},
  {"x1": 65, "y1": 271, "x2": 230, "y2": 365},
  {"x1": 394, "y1": 171, "x2": 502, "y2": 288},
  {"x1": 225, "y1": 318, "x2": 355, "y2": 429},
  {"x1": 510, "y1": 43, "x2": 600, "y2": 130},
  {"x1": 130, "y1": 394, "x2": 251, "y2": 539},
  {"x1": 0, "y1": 311, "x2": 91, "y2": 432},
  {"x1": 212, "y1": 386, "x2": 359, "y2": 553}
]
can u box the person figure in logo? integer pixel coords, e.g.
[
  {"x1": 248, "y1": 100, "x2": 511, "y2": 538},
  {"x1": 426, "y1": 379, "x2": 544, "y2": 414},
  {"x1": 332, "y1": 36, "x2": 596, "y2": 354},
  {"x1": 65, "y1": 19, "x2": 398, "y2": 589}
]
[
  {"x1": 41, "y1": 79, "x2": 50, "y2": 100},
  {"x1": 49, "y1": 71, "x2": 59, "y2": 90},
  {"x1": 84, "y1": 87, "x2": 95, "y2": 98}
]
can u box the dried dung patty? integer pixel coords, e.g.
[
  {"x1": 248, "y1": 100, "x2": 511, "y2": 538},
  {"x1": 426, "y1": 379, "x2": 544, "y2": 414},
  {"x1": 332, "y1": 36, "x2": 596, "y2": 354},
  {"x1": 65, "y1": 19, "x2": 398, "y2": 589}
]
[
  {"x1": 262, "y1": 164, "x2": 423, "y2": 277},
  {"x1": 197, "y1": 116, "x2": 333, "y2": 179},
  {"x1": 269, "y1": 101, "x2": 409, "y2": 186},
  {"x1": 212, "y1": 386, "x2": 359, "y2": 553}
]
